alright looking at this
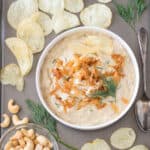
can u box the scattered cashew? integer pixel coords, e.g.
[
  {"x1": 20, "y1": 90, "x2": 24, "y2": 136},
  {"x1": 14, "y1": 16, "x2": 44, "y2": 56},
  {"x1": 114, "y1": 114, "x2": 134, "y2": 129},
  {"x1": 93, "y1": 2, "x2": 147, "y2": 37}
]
[
  {"x1": 8, "y1": 99, "x2": 20, "y2": 114},
  {"x1": 0, "y1": 114, "x2": 11, "y2": 128},
  {"x1": 12, "y1": 115, "x2": 29, "y2": 125},
  {"x1": 24, "y1": 137, "x2": 34, "y2": 150},
  {"x1": 36, "y1": 135, "x2": 49, "y2": 146}
]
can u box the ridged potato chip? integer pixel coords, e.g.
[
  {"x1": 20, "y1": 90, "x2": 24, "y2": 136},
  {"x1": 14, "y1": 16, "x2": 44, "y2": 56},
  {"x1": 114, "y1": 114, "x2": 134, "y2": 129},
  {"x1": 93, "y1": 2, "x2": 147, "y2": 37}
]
[
  {"x1": 7, "y1": 0, "x2": 38, "y2": 29},
  {"x1": 80, "y1": 4, "x2": 112, "y2": 28},
  {"x1": 17, "y1": 18, "x2": 45, "y2": 53},
  {"x1": 98, "y1": 0, "x2": 112, "y2": 3},
  {"x1": 5, "y1": 38, "x2": 33, "y2": 76},
  {"x1": 0, "y1": 64, "x2": 24, "y2": 91},
  {"x1": 64, "y1": 0, "x2": 84, "y2": 13},
  {"x1": 110, "y1": 128, "x2": 136, "y2": 149},
  {"x1": 129, "y1": 145, "x2": 149, "y2": 150},
  {"x1": 38, "y1": 0, "x2": 64, "y2": 15},
  {"x1": 81, "y1": 139, "x2": 111, "y2": 150},
  {"x1": 52, "y1": 11, "x2": 80, "y2": 33},
  {"x1": 32, "y1": 12, "x2": 52, "y2": 36}
]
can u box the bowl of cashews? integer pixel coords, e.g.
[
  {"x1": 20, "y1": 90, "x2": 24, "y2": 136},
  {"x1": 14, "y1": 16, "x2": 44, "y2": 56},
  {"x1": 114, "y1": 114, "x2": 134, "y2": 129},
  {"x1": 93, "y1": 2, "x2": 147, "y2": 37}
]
[{"x1": 0, "y1": 123, "x2": 59, "y2": 150}]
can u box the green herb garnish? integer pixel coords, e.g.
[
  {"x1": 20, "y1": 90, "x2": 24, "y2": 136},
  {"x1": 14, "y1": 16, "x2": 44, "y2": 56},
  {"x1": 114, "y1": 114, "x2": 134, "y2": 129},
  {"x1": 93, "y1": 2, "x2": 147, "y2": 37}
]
[
  {"x1": 113, "y1": 0, "x2": 149, "y2": 30},
  {"x1": 90, "y1": 78, "x2": 117, "y2": 99},
  {"x1": 134, "y1": 0, "x2": 148, "y2": 17},
  {"x1": 26, "y1": 99, "x2": 78, "y2": 150}
]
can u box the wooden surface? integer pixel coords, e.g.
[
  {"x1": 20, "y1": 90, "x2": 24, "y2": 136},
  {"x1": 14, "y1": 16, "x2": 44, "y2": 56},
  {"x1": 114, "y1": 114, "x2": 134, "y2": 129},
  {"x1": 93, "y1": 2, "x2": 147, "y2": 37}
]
[{"x1": 1, "y1": 0, "x2": 150, "y2": 149}]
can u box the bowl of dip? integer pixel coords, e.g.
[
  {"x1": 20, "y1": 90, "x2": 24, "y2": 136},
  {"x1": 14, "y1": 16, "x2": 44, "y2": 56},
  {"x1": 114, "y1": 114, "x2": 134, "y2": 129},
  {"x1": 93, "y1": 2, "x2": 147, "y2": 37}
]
[{"x1": 36, "y1": 27, "x2": 139, "y2": 130}]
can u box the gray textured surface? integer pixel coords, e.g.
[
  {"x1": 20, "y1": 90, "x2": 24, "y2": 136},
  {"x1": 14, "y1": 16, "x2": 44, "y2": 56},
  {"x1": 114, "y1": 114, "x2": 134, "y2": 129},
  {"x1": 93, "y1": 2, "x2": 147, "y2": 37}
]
[{"x1": 1, "y1": 0, "x2": 150, "y2": 149}]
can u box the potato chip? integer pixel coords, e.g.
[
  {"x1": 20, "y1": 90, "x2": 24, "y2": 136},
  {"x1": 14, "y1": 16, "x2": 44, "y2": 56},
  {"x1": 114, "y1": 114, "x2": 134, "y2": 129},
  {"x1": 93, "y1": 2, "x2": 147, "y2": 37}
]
[
  {"x1": 98, "y1": 0, "x2": 112, "y2": 3},
  {"x1": 110, "y1": 128, "x2": 136, "y2": 149},
  {"x1": 5, "y1": 38, "x2": 33, "y2": 76},
  {"x1": 17, "y1": 18, "x2": 45, "y2": 53},
  {"x1": 81, "y1": 139, "x2": 111, "y2": 150},
  {"x1": 129, "y1": 145, "x2": 149, "y2": 150},
  {"x1": 0, "y1": 64, "x2": 24, "y2": 91},
  {"x1": 80, "y1": 4, "x2": 112, "y2": 28},
  {"x1": 52, "y1": 11, "x2": 80, "y2": 33},
  {"x1": 16, "y1": 77, "x2": 24, "y2": 91},
  {"x1": 31, "y1": 12, "x2": 52, "y2": 36},
  {"x1": 38, "y1": 0, "x2": 64, "y2": 15},
  {"x1": 81, "y1": 35, "x2": 113, "y2": 55},
  {"x1": 64, "y1": 0, "x2": 84, "y2": 13},
  {"x1": 81, "y1": 143, "x2": 94, "y2": 150},
  {"x1": 7, "y1": 0, "x2": 38, "y2": 29}
]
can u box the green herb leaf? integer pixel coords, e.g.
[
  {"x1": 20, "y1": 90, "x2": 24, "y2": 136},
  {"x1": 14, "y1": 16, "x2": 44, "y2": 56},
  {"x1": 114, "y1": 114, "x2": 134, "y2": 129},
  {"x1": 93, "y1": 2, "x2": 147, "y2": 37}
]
[
  {"x1": 26, "y1": 99, "x2": 78, "y2": 150},
  {"x1": 113, "y1": 0, "x2": 148, "y2": 30},
  {"x1": 90, "y1": 78, "x2": 117, "y2": 99},
  {"x1": 115, "y1": 3, "x2": 135, "y2": 24},
  {"x1": 26, "y1": 99, "x2": 58, "y2": 137},
  {"x1": 134, "y1": 0, "x2": 147, "y2": 17}
]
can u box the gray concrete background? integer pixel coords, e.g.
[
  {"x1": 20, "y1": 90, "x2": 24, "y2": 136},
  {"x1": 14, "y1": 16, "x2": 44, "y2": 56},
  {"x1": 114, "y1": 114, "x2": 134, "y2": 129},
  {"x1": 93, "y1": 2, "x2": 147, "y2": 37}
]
[{"x1": 1, "y1": 0, "x2": 150, "y2": 149}]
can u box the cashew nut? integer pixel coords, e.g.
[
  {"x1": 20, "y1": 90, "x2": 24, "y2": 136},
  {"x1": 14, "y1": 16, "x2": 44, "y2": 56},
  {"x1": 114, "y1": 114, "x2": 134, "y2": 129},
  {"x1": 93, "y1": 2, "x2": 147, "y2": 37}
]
[
  {"x1": 43, "y1": 147, "x2": 51, "y2": 150},
  {"x1": 8, "y1": 99, "x2": 20, "y2": 114},
  {"x1": 4, "y1": 141, "x2": 12, "y2": 150},
  {"x1": 35, "y1": 144, "x2": 43, "y2": 150},
  {"x1": 21, "y1": 129, "x2": 35, "y2": 139},
  {"x1": 11, "y1": 140, "x2": 19, "y2": 147},
  {"x1": 48, "y1": 141, "x2": 53, "y2": 148},
  {"x1": 0, "y1": 114, "x2": 11, "y2": 128},
  {"x1": 36, "y1": 135, "x2": 49, "y2": 146},
  {"x1": 12, "y1": 115, "x2": 29, "y2": 125},
  {"x1": 24, "y1": 137, "x2": 34, "y2": 150},
  {"x1": 18, "y1": 138, "x2": 26, "y2": 147},
  {"x1": 14, "y1": 146, "x2": 23, "y2": 150},
  {"x1": 10, "y1": 130, "x2": 23, "y2": 140}
]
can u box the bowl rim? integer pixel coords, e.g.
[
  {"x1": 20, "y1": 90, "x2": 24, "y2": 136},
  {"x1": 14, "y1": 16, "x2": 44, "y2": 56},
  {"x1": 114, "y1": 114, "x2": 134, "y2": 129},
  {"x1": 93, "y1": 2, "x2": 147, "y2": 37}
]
[
  {"x1": 0, "y1": 123, "x2": 59, "y2": 149},
  {"x1": 36, "y1": 26, "x2": 140, "y2": 130}
]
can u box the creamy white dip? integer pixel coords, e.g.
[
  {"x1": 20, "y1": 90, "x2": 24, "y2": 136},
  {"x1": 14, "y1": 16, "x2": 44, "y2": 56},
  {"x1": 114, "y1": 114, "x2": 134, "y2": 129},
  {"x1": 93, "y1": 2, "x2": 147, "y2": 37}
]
[{"x1": 40, "y1": 31, "x2": 135, "y2": 126}]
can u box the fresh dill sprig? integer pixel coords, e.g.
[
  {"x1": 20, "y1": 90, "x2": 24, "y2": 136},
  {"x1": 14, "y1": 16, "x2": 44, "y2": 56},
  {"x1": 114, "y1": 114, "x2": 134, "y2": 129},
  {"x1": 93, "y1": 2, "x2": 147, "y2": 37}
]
[
  {"x1": 134, "y1": 0, "x2": 148, "y2": 17},
  {"x1": 113, "y1": 0, "x2": 148, "y2": 30},
  {"x1": 90, "y1": 78, "x2": 117, "y2": 99},
  {"x1": 26, "y1": 100, "x2": 58, "y2": 137},
  {"x1": 26, "y1": 99, "x2": 78, "y2": 150}
]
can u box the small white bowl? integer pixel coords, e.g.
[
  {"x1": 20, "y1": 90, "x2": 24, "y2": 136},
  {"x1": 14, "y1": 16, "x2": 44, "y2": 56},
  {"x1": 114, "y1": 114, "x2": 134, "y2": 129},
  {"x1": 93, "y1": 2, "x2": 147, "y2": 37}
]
[{"x1": 36, "y1": 27, "x2": 140, "y2": 130}]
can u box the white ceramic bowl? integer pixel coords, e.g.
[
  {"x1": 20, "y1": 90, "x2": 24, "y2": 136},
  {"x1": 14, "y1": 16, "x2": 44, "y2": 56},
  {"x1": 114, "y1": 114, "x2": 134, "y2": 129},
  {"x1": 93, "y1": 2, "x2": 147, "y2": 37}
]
[{"x1": 36, "y1": 27, "x2": 140, "y2": 130}]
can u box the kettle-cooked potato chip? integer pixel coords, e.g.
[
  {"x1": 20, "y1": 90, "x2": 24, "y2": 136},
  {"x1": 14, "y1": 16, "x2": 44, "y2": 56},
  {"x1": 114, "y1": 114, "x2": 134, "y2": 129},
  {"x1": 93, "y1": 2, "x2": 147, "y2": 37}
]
[
  {"x1": 17, "y1": 18, "x2": 45, "y2": 53},
  {"x1": 97, "y1": 0, "x2": 112, "y2": 3},
  {"x1": 129, "y1": 145, "x2": 149, "y2": 150},
  {"x1": 110, "y1": 128, "x2": 136, "y2": 150},
  {"x1": 80, "y1": 4, "x2": 112, "y2": 28},
  {"x1": 7, "y1": 0, "x2": 38, "y2": 29},
  {"x1": 81, "y1": 139, "x2": 111, "y2": 150},
  {"x1": 0, "y1": 64, "x2": 24, "y2": 91},
  {"x1": 52, "y1": 11, "x2": 80, "y2": 34},
  {"x1": 5, "y1": 37, "x2": 33, "y2": 76},
  {"x1": 64, "y1": 0, "x2": 84, "y2": 13},
  {"x1": 31, "y1": 12, "x2": 53, "y2": 36},
  {"x1": 38, "y1": 0, "x2": 64, "y2": 15}
]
